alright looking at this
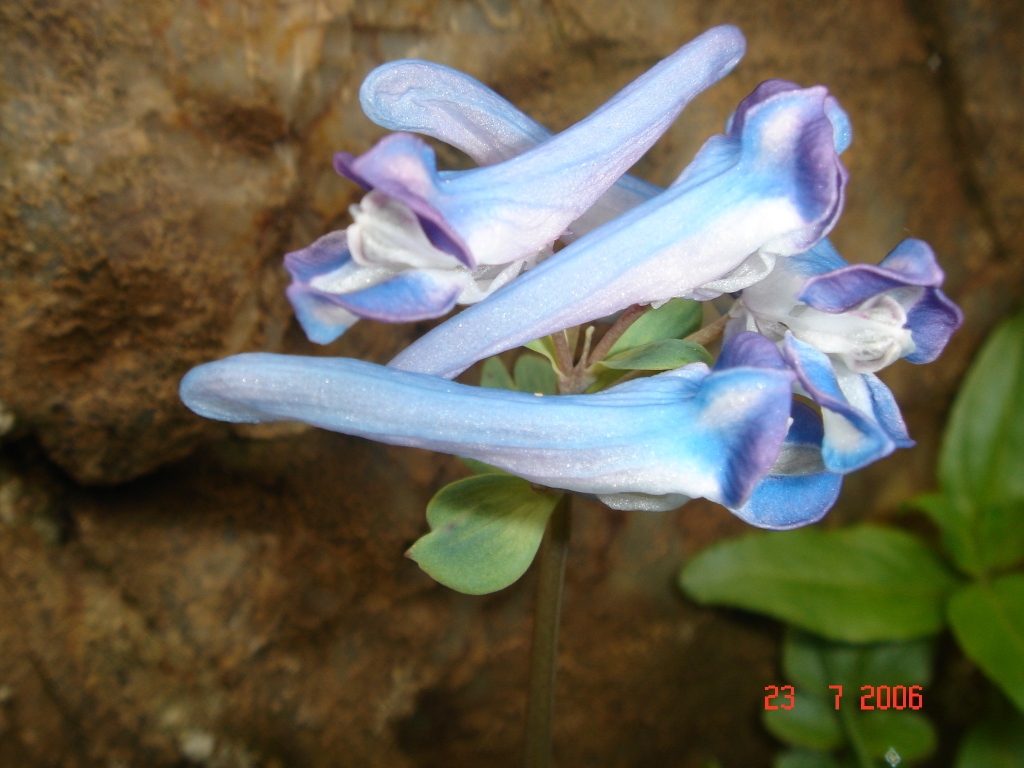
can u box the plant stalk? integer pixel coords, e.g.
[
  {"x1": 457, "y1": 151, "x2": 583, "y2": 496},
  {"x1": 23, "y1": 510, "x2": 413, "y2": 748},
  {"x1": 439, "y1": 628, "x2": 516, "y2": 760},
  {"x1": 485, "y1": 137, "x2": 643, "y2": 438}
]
[{"x1": 523, "y1": 493, "x2": 572, "y2": 768}]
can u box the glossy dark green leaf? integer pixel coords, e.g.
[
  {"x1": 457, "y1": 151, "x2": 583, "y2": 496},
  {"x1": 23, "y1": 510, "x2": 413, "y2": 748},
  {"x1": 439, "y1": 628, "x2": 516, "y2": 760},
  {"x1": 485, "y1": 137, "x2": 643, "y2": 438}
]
[
  {"x1": 514, "y1": 353, "x2": 558, "y2": 395},
  {"x1": 598, "y1": 339, "x2": 712, "y2": 371},
  {"x1": 940, "y1": 309, "x2": 1024, "y2": 513},
  {"x1": 955, "y1": 712, "x2": 1024, "y2": 767},
  {"x1": 948, "y1": 575, "x2": 1024, "y2": 712},
  {"x1": 774, "y1": 750, "x2": 843, "y2": 768},
  {"x1": 680, "y1": 526, "x2": 960, "y2": 641},
  {"x1": 764, "y1": 693, "x2": 843, "y2": 751},
  {"x1": 480, "y1": 356, "x2": 516, "y2": 390},
  {"x1": 606, "y1": 299, "x2": 703, "y2": 356},
  {"x1": 858, "y1": 710, "x2": 936, "y2": 762},
  {"x1": 407, "y1": 475, "x2": 560, "y2": 595}
]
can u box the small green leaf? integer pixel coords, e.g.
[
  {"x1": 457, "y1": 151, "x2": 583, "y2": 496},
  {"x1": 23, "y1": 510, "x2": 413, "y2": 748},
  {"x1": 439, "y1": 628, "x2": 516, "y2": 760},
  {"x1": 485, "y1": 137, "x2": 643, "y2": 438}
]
[
  {"x1": 911, "y1": 492, "x2": 982, "y2": 576},
  {"x1": 857, "y1": 710, "x2": 936, "y2": 762},
  {"x1": 861, "y1": 639, "x2": 934, "y2": 689},
  {"x1": 774, "y1": 750, "x2": 843, "y2": 768},
  {"x1": 607, "y1": 299, "x2": 703, "y2": 356},
  {"x1": 955, "y1": 712, "x2": 1024, "y2": 767},
  {"x1": 599, "y1": 338, "x2": 712, "y2": 371},
  {"x1": 764, "y1": 693, "x2": 843, "y2": 751},
  {"x1": 514, "y1": 353, "x2": 558, "y2": 394},
  {"x1": 940, "y1": 309, "x2": 1024, "y2": 514},
  {"x1": 481, "y1": 356, "x2": 516, "y2": 390},
  {"x1": 680, "y1": 526, "x2": 960, "y2": 642},
  {"x1": 524, "y1": 336, "x2": 558, "y2": 367},
  {"x1": 783, "y1": 630, "x2": 831, "y2": 693},
  {"x1": 948, "y1": 574, "x2": 1024, "y2": 712},
  {"x1": 407, "y1": 475, "x2": 561, "y2": 595},
  {"x1": 459, "y1": 457, "x2": 508, "y2": 475}
]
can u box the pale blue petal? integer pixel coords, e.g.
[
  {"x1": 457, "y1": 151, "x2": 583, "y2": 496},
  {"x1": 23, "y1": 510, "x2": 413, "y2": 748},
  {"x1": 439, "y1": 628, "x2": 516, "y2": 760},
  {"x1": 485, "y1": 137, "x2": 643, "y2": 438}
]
[
  {"x1": 391, "y1": 84, "x2": 848, "y2": 378},
  {"x1": 330, "y1": 270, "x2": 463, "y2": 323},
  {"x1": 179, "y1": 334, "x2": 794, "y2": 511}
]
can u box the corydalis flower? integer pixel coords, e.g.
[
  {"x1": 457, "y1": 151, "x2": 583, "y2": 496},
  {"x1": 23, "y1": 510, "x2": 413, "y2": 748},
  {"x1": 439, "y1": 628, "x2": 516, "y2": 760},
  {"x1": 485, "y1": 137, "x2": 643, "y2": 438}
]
[
  {"x1": 179, "y1": 334, "x2": 836, "y2": 528},
  {"x1": 389, "y1": 80, "x2": 849, "y2": 379},
  {"x1": 730, "y1": 238, "x2": 964, "y2": 472},
  {"x1": 285, "y1": 26, "x2": 745, "y2": 343}
]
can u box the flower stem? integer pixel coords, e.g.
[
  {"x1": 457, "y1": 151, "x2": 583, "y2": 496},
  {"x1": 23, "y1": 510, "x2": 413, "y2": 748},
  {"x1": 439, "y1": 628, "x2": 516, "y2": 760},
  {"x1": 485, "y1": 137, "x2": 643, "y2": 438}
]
[
  {"x1": 684, "y1": 310, "x2": 731, "y2": 346},
  {"x1": 523, "y1": 493, "x2": 572, "y2": 768},
  {"x1": 586, "y1": 304, "x2": 647, "y2": 366},
  {"x1": 840, "y1": 705, "x2": 877, "y2": 768}
]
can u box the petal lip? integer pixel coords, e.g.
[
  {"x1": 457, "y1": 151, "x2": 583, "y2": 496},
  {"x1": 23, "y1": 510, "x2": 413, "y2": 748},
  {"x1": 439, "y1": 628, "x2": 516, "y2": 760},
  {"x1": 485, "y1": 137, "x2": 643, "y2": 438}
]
[
  {"x1": 781, "y1": 333, "x2": 896, "y2": 473},
  {"x1": 798, "y1": 238, "x2": 945, "y2": 312},
  {"x1": 328, "y1": 269, "x2": 462, "y2": 323},
  {"x1": 730, "y1": 402, "x2": 841, "y2": 530},
  {"x1": 796, "y1": 238, "x2": 964, "y2": 363},
  {"x1": 334, "y1": 135, "x2": 476, "y2": 268},
  {"x1": 179, "y1": 347, "x2": 792, "y2": 512}
]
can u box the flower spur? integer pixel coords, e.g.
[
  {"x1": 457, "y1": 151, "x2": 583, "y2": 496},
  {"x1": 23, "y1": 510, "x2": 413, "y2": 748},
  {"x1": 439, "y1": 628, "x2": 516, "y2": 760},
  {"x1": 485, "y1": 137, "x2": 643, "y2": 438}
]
[{"x1": 179, "y1": 333, "x2": 829, "y2": 526}]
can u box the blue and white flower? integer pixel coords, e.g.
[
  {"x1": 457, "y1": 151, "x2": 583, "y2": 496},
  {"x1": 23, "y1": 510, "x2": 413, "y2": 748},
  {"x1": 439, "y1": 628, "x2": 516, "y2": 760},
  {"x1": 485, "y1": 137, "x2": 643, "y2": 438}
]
[
  {"x1": 285, "y1": 26, "x2": 745, "y2": 343},
  {"x1": 389, "y1": 80, "x2": 850, "y2": 378},
  {"x1": 729, "y1": 237, "x2": 964, "y2": 472},
  {"x1": 179, "y1": 333, "x2": 830, "y2": 527}
]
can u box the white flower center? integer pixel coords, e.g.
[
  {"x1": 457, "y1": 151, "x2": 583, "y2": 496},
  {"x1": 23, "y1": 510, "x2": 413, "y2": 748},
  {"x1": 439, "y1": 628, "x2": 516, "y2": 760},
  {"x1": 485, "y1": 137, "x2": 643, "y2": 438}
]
[
  {"x1": 346, "y1": 190, "x2": 464, "y2": 271},
  {"x1": 784, "y1": 294, "x2": 914, "y2": 373}
]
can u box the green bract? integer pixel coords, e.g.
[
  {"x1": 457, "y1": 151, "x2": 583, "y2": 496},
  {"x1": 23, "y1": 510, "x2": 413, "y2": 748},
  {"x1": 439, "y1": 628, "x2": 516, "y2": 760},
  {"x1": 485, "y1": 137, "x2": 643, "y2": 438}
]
[{"x1": 407, "y1": 474, "x2": 562, "y2": 595}]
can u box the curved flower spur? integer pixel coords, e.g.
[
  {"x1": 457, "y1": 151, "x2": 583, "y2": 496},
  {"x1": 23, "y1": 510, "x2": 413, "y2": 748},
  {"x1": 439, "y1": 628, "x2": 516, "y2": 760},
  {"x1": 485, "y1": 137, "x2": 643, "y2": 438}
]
[
  {"x1": 180, "y1": 333, "x2": 805, "y2": 524},
  {"x1": 285, "y1": 26, "x2": 745, "y2": 343},
  {"x1": 729, "y1": 237, "x2": 964, "y2": 472},
  {"x1": 388, "y1": 80, "x2": 849, "y2": 378}
]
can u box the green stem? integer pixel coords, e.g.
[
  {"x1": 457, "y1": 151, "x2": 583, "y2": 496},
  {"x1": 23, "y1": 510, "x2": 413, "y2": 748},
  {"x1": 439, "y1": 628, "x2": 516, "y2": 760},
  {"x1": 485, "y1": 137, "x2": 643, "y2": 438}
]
[
  {"x1": 523, "y1": 493, "x2": 572, "y2": 768},
  {"x1": 840, "y1": 705, "x2": 877, "y2": 768}
]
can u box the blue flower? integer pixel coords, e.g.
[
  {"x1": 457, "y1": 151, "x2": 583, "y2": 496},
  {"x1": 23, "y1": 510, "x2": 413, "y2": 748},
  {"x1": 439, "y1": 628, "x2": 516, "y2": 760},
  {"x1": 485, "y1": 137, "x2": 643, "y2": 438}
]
[
  {"x1": 389, "y1": 80, "x2": 850, "y2": 378},
  {"x1": 179, "y1": 334, "x2": 833, "y2": 527},
  {"x1": 729, "y1": 237, "x2": 964, "y2": 472},
  {"x1": 285, "y1": 26, "x2": 745, "y2": 343}
]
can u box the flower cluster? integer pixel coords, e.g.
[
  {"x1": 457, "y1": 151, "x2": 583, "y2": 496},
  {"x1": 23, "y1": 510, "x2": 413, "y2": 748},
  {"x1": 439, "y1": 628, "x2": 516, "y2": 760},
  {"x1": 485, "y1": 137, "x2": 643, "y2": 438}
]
[{"x1": 181, "y1": 25, "x2": 961, "y2": 535}]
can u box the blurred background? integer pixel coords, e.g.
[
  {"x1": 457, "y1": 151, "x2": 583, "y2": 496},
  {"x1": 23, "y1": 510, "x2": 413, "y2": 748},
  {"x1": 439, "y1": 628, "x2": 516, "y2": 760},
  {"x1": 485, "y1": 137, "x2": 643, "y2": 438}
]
[{"x1": 0, "y1": 0, "x2": 1021, "y2": 765}]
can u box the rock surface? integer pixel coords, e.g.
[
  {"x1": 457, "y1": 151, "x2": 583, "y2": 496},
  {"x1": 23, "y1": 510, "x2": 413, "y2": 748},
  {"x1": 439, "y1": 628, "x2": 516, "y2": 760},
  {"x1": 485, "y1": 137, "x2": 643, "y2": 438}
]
[{"x1": 0, "y1": 0, "x2": 1021, "y2": 765}]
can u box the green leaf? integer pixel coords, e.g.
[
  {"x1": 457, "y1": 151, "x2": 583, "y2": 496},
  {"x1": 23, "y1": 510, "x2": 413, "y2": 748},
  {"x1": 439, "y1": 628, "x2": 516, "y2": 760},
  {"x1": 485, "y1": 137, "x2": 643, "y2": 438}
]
[
  {"x1": 783, "y1": 631, "x2": 933, "y2": 695},
  {"x1": 932, "y1": 310, "x2": 1024, "y2": 576},
  {"x1": 913, "y1": 492, "x2": 1024, "y2": 577},
  {"x1": 480, "y1": 356, "x2": 516, "y2": 390},
  {"x1": 774, "y1": 750, "x2": 843, "y2": 768},
  {"x1": 407, "y1": 475, "x2": 561, "y2": 595},
  {"x1": 680, "y1": 526, "x2": 960, "y2": 641},
  {"x1": 857, "y1": 710, "x2": 936, "y2": 762},
  {"x1": 764, "y1": 693, "x2": 843, "y2": 751},
  {"x1": 861, "y1": 639, "x2": 934, "y2": 688},
  {"x1": 459, "y1": 457, "x2": 508, "y2": 475},
  {"x1": 948, "y1": 574, "x2": 1024, "y2": 712},
  {"x1": 599, "y1": 339, "x2": 712, "y2": 371},
  {"x1": 514, "y1": 353, "x2": 558, "y2": 394},
  {"x1": 783, "y1": 630, "x2": 832, "y2": 693},
  {"x1": 524, "y1": 336, "x2": 558, "y2": 367},
  {"x1": 607, "y1": 299, "x2": 703, "y2": 356},
  {"x1": 940, "y1": 309, "x2": 1024, "y2": 513},
  {"x1": 955, "y1": 712, "x2": 1024, "y2": 768}
]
